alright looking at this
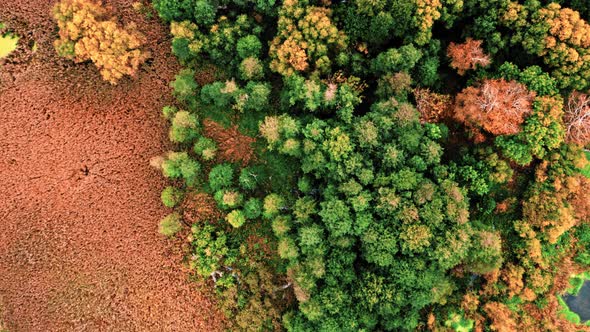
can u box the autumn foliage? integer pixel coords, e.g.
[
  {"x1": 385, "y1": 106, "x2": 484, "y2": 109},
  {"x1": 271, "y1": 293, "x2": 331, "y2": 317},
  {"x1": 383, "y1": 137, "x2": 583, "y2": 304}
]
[
  {"x1": 505, "y1": 3, "x2": 590, "y2": 90},
  {"x1": 53, "y1": 0, "x2": 149, "y2": 84},
  {"x1": 269, "y1": 0, "x2": 346, "y2": 76},
  {"x1": 453, "y1": 79, "x2": 535, "y2": 141},
  {"x1": 483, "y1": 302, "x2": 517, "y2": 331},
  {"x1": 447, "y1": 38, "x2": 491, "y2": 75},
  {"x1": 413, "y1": 88, "x2": 453, "y2": 123},
  {"x1": 565, "y1": 92, "x2": 590, "y2": 145}
]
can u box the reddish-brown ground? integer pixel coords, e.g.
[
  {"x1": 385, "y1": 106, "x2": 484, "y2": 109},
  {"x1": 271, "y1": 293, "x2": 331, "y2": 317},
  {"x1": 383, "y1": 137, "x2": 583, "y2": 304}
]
[
  {"x1": 0, "y1": 1, "x2": 225, "y2": 331},
  {"x1": 203, "y1": 119, "x2": 255, "y2": 165}
]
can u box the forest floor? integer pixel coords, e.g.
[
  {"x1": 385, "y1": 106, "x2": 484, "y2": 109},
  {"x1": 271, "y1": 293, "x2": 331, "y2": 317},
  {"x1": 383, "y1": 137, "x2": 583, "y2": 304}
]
[{"x1": 0, "y1": 1, "x2": 225, "y2": 331}]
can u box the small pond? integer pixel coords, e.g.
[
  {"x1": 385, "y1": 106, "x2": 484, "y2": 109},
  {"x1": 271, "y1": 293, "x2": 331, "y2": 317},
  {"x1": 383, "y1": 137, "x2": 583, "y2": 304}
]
[{"x1": 563, "y1": 280, "x2": 590, "y2": 322}]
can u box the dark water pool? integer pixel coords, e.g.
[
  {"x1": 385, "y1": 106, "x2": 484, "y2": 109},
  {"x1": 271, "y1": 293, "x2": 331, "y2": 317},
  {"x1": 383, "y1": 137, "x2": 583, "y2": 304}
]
[{"x1": 564, "y1": 281, "x2": 590, "y2": 322}]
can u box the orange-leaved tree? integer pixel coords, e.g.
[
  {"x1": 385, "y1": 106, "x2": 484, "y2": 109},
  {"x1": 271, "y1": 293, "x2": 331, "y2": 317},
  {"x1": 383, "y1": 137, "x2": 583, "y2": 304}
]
[
  {"x1": 447, "y1": 38, "x2": 491, "y2": 75},
  {"x1": 453, "y1": 79, "x2": 535, "y2": 142},
  {"x1": 53, "y1": 0, "x2": 149, "y2": 84},
  {"x1": 413, "y1": 88, "x2": 453, "y2": 123}
]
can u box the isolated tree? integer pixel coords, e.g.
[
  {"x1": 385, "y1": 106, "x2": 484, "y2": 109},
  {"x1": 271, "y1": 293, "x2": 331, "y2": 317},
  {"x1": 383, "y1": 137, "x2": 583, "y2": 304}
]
[
  {"x1": 454, "y1": 79, "x2": 535, "y2": 141},
  {"x1": 52, "y1": 0, "x2": 148, "y2": 84},
  {"x1": 447, "y1": 38, "x2": 491, "y2": 75},
  {"x1": 565, "y1": 91, "x2": 590, "y2": 145}
]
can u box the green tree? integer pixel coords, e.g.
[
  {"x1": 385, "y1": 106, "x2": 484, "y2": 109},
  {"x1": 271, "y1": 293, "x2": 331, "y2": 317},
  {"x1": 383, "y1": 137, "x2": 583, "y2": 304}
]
[
  {"x1": 159, "y1": 212, "x2": 183, "y2": 237},
  {"x1": 226, "y1": 209, "x2": 247, "y2": 228},
  {"x1": 236, "y1": 35, "x2": 262, "y2": 59},
  {"x1": 243, "y1": 198, "x2": 262, "y2": 219},
  {"x1": 161, "y1": 186, "x2": 184, "y2": 208},
  {"x1": 371, "y1": 45, "x2": 423, "y2": 75},
  {"x1": 170, "y1": 69, "x2": 198, "y2": 105},
  {"x1": 193, "y1": 136, "x2": 217, "y2": 161},
  {"x1": 209, "y1": 164, "x2": 234, "y2": 191},
  {"x1": 169, "y1": 110, "x2": 199, "y2": 143},
  {"x1": 161, "y1": 151, "x2": 201, "y2": 186}
]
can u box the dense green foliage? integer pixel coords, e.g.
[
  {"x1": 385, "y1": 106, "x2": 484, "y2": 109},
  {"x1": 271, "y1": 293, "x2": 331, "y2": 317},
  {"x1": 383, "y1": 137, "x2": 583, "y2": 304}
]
[{"x1": 153, "y1": 0, "x2": 590, "y2": 330}]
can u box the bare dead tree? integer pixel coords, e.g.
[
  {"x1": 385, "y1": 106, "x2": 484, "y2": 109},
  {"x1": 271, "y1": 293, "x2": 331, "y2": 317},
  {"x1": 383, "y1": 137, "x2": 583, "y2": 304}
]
[{"x1": 565, "y1": 92, "x2": 590, "y2": 145}]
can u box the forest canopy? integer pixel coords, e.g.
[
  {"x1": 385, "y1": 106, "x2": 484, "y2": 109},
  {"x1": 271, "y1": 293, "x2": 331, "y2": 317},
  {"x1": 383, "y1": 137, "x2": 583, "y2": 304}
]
[{"x1": 144, "y1": 0, "x2": 590, "y2": 330}]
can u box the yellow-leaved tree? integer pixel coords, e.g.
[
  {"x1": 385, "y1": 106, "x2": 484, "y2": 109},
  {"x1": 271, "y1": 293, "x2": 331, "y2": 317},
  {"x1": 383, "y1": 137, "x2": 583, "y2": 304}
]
[{"x1": 53, "y1": 0, "x2": 149, "y2": 84}]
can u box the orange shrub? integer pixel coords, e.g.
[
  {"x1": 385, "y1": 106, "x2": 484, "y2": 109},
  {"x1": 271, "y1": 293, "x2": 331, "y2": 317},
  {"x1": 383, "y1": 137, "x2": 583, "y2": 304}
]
[{"x1": 53, "y1": 0, "x2": 148, "y2": 84}]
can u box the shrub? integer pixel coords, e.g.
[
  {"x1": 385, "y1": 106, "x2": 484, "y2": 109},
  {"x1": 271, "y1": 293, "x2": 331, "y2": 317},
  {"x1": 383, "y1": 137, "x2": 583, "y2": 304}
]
[{"x1": 52, "y1": 0, "x2": 148, "y2": 84}]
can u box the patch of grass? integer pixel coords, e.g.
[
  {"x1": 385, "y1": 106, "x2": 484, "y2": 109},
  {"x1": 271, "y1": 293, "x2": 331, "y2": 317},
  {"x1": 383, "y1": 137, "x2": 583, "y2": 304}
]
[
  {"x1": 566, "y1": 271, "x2": 590, "y2": 296},
  {"x1": 582, "y1": 151, "x2": 590, "y2": 178},
  {"x1": 558, "y1": 295, "x2": 582, "y2": 325},
  {"x1": 0, "y1": 23, "x2": 19, "y2": 59}
]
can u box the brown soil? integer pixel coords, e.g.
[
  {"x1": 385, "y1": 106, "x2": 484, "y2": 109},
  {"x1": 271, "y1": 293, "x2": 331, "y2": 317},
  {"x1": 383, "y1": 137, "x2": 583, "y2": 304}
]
[
  {"x1": 181, "y1": 192, "x2": 222, "y2": 225},
  {"x1": 203, "y1": 119, "x2": 255, "y2": 165},
  {"x1": 0, "y1": 1, "x2": 225, "y2": 331}
]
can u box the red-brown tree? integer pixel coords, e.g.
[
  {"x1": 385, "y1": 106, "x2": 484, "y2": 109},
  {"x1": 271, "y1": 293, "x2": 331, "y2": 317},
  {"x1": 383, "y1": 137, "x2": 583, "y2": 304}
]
[
  {"x1": 447, "y1": 38, "x2": 491, "y2": 75},
  {"x1": 453, "y1": 79, "x2": 535, "y2": 142}
]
